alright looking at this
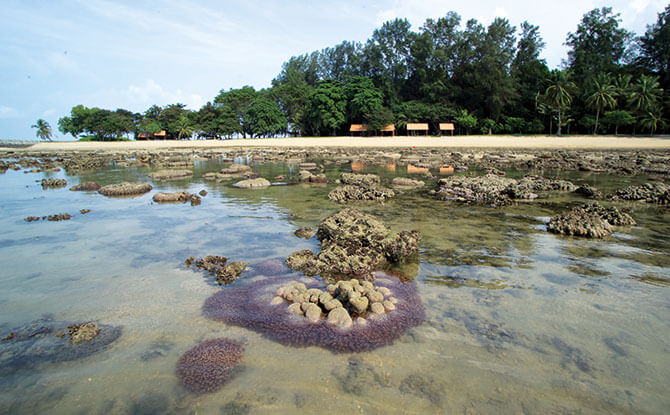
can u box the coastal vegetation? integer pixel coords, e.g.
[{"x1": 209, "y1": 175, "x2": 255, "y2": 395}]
[{"x1": 57, "y1": 6, "x2": 670, "y2": 140}]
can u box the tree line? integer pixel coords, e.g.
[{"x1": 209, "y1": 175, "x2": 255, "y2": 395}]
[{"x1": 53, "y1": 5, "x2": 670, "y2": 140}]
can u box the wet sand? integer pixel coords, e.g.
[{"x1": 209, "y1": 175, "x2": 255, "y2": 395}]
[{"x1": 4, "y1": 135, "x2": 670, "y2": 152}]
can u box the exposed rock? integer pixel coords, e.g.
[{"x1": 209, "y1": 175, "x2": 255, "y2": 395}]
[
  {"x1": 286, "y1": 208, "x2": 419, "y2": 278},
  {"x1": 611, "y1": 182, "x2": 670, "y2": 205},
  {"x1": 575, "y1": 184, "x2": 599, "y2": 198},
  {"x1": 48, "y1": 213, "x2": 72, "y2": 222},
  {"x1": 294, "y1": 227, "x2": 316, "y2": 239},
  {"x1": 68, "y1": 322, "x2": 101, "y2": 344},
  {"x1": 187, "y1": 255, "x2": 248, "y2": 285},
  {"x1": 327, "y1": 307, "x2": 353, "y2": 329},
  {"x1": 24, "y1": 216, "x2": 40, "y2": 222},
  {"x1": 148, "y1": 169, "x2": 193, "y2": 180},
  {"x1": 547, "y1": 203, "x2": 635, "y2": 238},
  {"x1": 220, "y1": 164, "x2": 252, "y2": 176},
  {"x1": 79, "y1": 209, "x2": 90, "y2": 214},
  {"x1": 41, "y1": 178, "x2": 67, "y2": 189},
  {"x1": 233, "y1": 178, "x2": 271, "y2": 188},
  {"x1": 298, "y1": 170, "x2": 327, "y2": 183},
  {"x1": 328, "y1": 173, "x2": 394, "y2": 203},
  {"x1": 199, "y1": 189, "x2": 208, "y2": 197},
  {"x1": 152, "y1": 192, "x2": 201, "y2": 205},
  {"x1": 215, "y1": 262, "x2": 249, "y2": 285},
  {"x1": 98, "y1": 182, "x2": 152, "y2": 197},
  {"x1": 70, "y1": 181, "x2": 101, "y2": 191}
]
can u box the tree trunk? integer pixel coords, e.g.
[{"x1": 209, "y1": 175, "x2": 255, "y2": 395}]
[
  {"x1": 615, "y1": 124, "x2": 619, "y2": 135},
  {"x1": 556, "y1": 109, "x2": 562, "y2": 136},
  {"x1": 593, "y1": 108, "x2": 600, "y2": 135}
]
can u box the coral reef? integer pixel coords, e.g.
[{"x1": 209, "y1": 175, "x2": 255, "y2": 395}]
[
  {"x1": 286, "y1": 208, "x2": 419, "y2": 279},
  {"x1": 0, "y1": 316, "x2": 121, "y2": 375},
  {"x1": 41, "y1": 178, "x2": 67, "y2": 189},
  {"x1": 148, "y1": 169, "x2": 193, "y2": 180},
  {"x1": 98, "y1": 182, "x2": 152, "y2": 197},
  {"x1": 186, "y1": 255, "x2": 248, "y2": 285},
  {"x1": 202, "y1": 273, "x2": 425, "y2": 353},
  {"x1": 547, "y1": 202, "x2": 635, "y2": 238},
  {"x1": 176, "y1": 338, "x2": 244, "y2": 394},
  {"x1": 328, "y1": 173, "x2": 395, "y2": 203},
  {"x1": 70, "y1": 181, "x2": 101, "y2": 191}
]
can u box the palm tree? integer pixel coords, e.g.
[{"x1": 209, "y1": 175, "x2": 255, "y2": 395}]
[
  {"x1": 31, "y1": 119, "x2": 53, "y2": 141},
  {"x1": 638, "y1": 105, "x2": 666, "y2": 135},
  {"x1": 585, "y1": 73, "x2": 617, "y2": 134},
  {"x1": 544, "y1": 72, "x2": 577, "y2": 136},
  {"x1": 613, "y1": 74, "x2": 632, "y2": 107},
  {"x1": 630, "y1": 75, "x2": 663, "y2": 113},
  {"x1": 176, "y1": 116, "x2": 193, "y2": 140}
]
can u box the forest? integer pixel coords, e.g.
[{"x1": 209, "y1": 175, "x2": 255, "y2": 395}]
[{"x1": 56, "y1": 6, "x2": 670, "y2": 140}]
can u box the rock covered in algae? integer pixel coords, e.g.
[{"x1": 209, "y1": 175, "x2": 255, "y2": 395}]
[
  {"x1": 547, "y1": 202, "x2": 636, "y2": 238},
  {"x1": 294, "y1": 227, "x2": 316, "y2": 239},
  {"x1": 98, "y1": 182, "x2": 152, "y2": 197},
  {"x1": 187, "y1": 255, "x2": 248, "y2": 285},
  {"x1": 41, "y1": 178, "x2": 66, "y2": 189},
  {"x1": 233, "y1": 177, "x2": 271, "y2": 188},
  {"x1": 0, "y1": 316, "x2": 121, "y2": 375},
  {"x1": 611, "y1": 182, "x2": 670, "y2": 205},
  {"x1": 70, "y1": 181, "x2": 101, "y2": 191},
  {"x1": 328, "y1": 173, "x2": 395, "y2": 203},
  {"x1": 176, "y1": 338, "x2": 244, "y2": 394},
  {"x1": 152, "y1": 191, "x2": 201, "y2": 206},
  {"x1": 286, "y1": 208, "x2": 419, "y2": 278},
  {"x1": 148, "y1": 169, "x2": 193, "y2": 181},
  {"x1": 202, "y1": 274, "x2": 424, "y2": 353}
]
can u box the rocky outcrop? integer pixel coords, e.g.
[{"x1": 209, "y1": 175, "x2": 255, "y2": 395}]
[
  {"x1": 98, "y1": 182, "x2": 152, "y2": 197},
  {"x1": 435, "y1": 174, "x2": 578, "y2": 206},
  {"x1": 392, "y1": 177, "x2": 425, "y2": 189},
  {"x1": 152, "y1": 192, "x2": 201, "y2": 206},
  {"x1": 328, "y1": 173, "x2": 395, "y2": 203},
  {"x1": 286, "y1": 208, "x2": 419, "y2": 278},
  {"x1": 298, "y1": 170, "x2": 327, "y2": 183},
  {"x1": 70, "y1": 182, "x2": 101, "y2": 191},
  {"x1": 233, "y1": 178, "x2": 271, "y2": 188},
  {"x1": 611, "y1": 182, "x2": 670, "y2": 205},
  {"x1": 148, "y1": 169, "x2": 193, "y2": 180},
  {"x1": 41, "y1": 178, "x2": 67, "y2": 189},
  {"x1": 547, "y1": 203, "x2": 636, "y2": 238},
  {"x1": 186, "y1": 255, "x2": 248, "y2": 285},
  {"x1": 294, "y1": 227, "x2": 316, "y2": 239}
]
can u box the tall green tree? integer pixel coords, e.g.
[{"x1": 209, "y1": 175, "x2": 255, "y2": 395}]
[
  {"x1": 214, "y1": 86, "x2": 257, "y2": 138},
  {"x1": 629, "y1": 74, "x2": 663, "y2": 113},
  {"x1": 511, "y1": 21, "x2": 550, "y2": 123},
  {"x1": 566, "y1": 7, "x2": 633, "y2": 83},
  {"x1": 31, "y1": 119, "x2": 52, "y2": 141},
  {"x1": 636, "y1": 5, "x2": 670, "y2": 91},
  {"x1": 245, "y1": 96, "x2": 286, "y2": 137},
  {"x1": 585, "y1": 73, "x2": 618, "y2": 134},
  {"x1": 304, "y1": 80, "x2": 346, "y2": 136}
]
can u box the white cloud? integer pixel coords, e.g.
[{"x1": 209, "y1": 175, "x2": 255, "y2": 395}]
[
  {"x1": 126, "y1": 79, "x2": 204, "y2": 111},
  {"x1": 0, "y1": 106, "x2": 20, "y2": 119}
]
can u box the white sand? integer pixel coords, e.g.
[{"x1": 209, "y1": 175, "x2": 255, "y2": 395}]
[{"x1": 4, "y1": 135, "x2": 670, "y2": 152}]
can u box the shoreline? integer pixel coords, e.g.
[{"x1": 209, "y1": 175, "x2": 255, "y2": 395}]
[{"x1": 2, "y1": 135, "x2": 670, "y2": 152}]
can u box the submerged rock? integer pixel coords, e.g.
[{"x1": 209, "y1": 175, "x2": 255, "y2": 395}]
[
  {"x1": 392, "y1": 177, "x2": 425, "y2": 189},
  {"x1": 220, "y1": 164, "x2": 252, "y2": 176},
  {"x1": 187, "y1": 255, "x2": 248, "y2": 285},
  {"x1": 294, "y1": 227, "x2": 316, "y2": 239},
  {"x1": 298, "y1": 170, "x2": 327, "y2": 183},
  {"x1": 547, "y1": 202, "x2": 635, "y2": 238},
  {"x1": 148, "y1": 169, "x2": 193, "y2": 181},
  {"x1": 0, "y1": 316, "x2": 121, "y2": 375},
  {"x1": 286, "y1": 208, "x2": 419, "y2": 278},
  {"x1": 98, "y1": 182, "x2": 152, "y2": 197}
]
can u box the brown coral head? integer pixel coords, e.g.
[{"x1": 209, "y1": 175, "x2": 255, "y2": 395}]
[{"x1": 176, "y1": 338, "x2": 244, "y2": 394}]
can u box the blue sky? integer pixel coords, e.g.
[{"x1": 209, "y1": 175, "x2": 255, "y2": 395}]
[{"x1": 0, "y1": 0, "x2": 666, "y2": 140}]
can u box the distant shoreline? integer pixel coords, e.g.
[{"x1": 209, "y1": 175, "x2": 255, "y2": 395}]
[{"x1": 2, "y1": 135, "x2": 670, "y2": 152}]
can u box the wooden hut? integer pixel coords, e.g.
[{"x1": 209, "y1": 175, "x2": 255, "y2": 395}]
[
  {"x1": 350, "y1": 124, "x2": 368, "y2": 136},
  {"x1": 439, "y1": 123, "x2": 455, "y2": 136},
  {"x1": 407, "y1": 123, "x2": 429, "y2": 136},
  {"x1": 380, "y1": 124, "x2": 395, "y2": 136}
]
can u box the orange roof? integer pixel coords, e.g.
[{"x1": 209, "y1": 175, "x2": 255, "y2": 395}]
[
  {"x1": 350, "y1": 124, "x2": 368, "y2": 132},
  {"x1": 380, "y1": 124, "x2": 395, "y2": 131},
  {"x1": 407, "y1": 123, "x2": 429, "y2": 130},
  {"x1": 154, "y1": 130, "x2": 167, "y2": 137},
  {"x1": 439, "y1": 123, "x2": 454, "y2": 130}
]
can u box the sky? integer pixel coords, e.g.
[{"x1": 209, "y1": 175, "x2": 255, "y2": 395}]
[{"x1": 0, "y1": 0, "x2": 666, "y2": 140}]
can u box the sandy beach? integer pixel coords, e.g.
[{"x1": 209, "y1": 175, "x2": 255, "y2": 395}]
[{"x1": 4, "y1": 135, "x2": 669, "y2": 152}]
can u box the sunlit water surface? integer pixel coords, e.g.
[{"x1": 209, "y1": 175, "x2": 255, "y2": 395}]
[{"x1": 0, "y1": 158, "x2": 668, "y2": 414}]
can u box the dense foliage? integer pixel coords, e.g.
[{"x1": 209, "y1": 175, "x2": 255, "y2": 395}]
[{"x1": 58, "y1": 6, "x2": 670, "y2": 139}]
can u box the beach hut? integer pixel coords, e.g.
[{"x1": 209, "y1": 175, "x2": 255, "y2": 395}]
[
  {"x1": 439, "y1": 123, "x2": 455, "y2": 136},
  {"x1": 350, "y1": 124, "x2": 368, "y2": 136},
  {"x1": 380, "y1": 124, "x2": 395, "y2": 137},
  {"x1": 406, "y1": 123, "x2": 429, "y2": 136}
]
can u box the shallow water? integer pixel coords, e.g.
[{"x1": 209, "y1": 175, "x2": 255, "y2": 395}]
[{"x1": 0, "y1": 158, "x2": 668, "y2": 414}]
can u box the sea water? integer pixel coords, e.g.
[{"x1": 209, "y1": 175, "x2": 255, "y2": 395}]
[{"x1": 0, "y1": 158, "x2": 668, "y2": 414}]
